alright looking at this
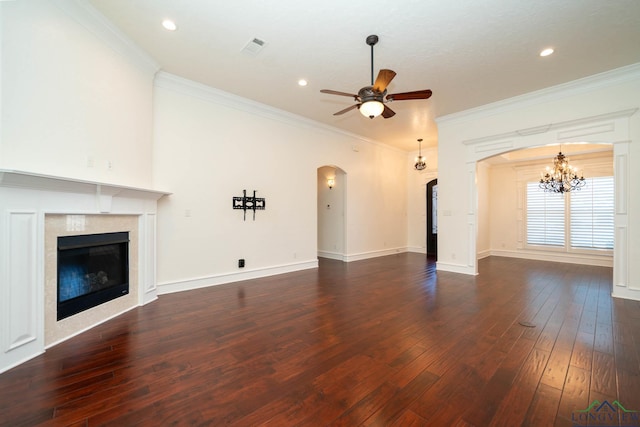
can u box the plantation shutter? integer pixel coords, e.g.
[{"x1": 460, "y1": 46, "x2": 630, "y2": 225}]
[
  {"x1": 526, "y1": 182, "x2": 565, "y2": 246},
  {"x1": 570, "y1": 176, "x2": 614, "y2": 249}
]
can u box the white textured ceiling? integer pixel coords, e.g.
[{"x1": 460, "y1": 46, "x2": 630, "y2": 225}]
[{"x1": 88, "y1": 0, "x2": 640, "y2": 152}]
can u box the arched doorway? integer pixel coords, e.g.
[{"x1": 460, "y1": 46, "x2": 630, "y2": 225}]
[
  {"x1": 475, "y1": 145, "x2": 613, "y2": 266},
  {"x1": 460, "y1": 110, "x2": 632, "y2": 296},
  {"x1": 317, "y1": 166, "x2": 346, "y2": 260}
]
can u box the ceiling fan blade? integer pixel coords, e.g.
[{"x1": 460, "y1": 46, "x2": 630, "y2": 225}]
[
  {"x1": 321, "y1": 89, "x2": 358, "y2": 98},
  {"x1": 333, "y1": 104, "x2": 360, "y2": 116},
  {"x1": 372, "y1": 69, "x2": 396, "y2": 93},
  {"x1": 386, "y1": 89, "x2": 432, "y2": 101},
  {"x1": 381, "y1": 104, "x2": 396, "y2": 119}
]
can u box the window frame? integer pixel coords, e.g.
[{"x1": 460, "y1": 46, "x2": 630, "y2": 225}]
[{"x1": 524, "y1": 177, "x2": 614, "y2": 256}]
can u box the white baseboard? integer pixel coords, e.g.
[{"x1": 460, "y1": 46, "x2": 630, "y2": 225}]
[
  {"x1": 477, "y1": 249, "x2": 491, "y2": 259},
  {"x1": 436, "y1": 262, "x2": 477, "y2": 275},
  {"x1": 407, "y1": 246, "x2": 427, "y2": 254},
  {"x1": 343, "y1": 247, "x2": 408, "y2": 262},
  {"x1": 612, "y1": 286, "x2": 640, "y2": 301},
  {"x1": 487, "y1": 249, "x2": 613, "y2": 267},
  {"x1": 317, "y1": 251, "x2": 345, "y2": 261},
  {"x1": 0, "y1": 350, "x2": 45, "y2": 375},
  {"x1": 157, "y1": 259, "x2": 319, "y2": 294}
]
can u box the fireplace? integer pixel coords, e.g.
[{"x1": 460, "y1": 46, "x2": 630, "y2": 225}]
[
  {"x1": 0, "y1": 171, "x2": 168, "y2": 374},
  {"x1": 57, "y1": 232, "x2": 130, "y2": 320}
]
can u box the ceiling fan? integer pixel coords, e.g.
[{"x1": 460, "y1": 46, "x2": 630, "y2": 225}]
[{"x1": 320, "y1": 35, "x2": 432, "y2": 119}]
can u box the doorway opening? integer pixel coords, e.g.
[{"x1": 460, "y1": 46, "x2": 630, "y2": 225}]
[
  {"x1": 317, "y1": 166, "x2": 346, "y2": 260},
  {"x1": 426, "y1": 179, "x2": 438, "y2": 258}
]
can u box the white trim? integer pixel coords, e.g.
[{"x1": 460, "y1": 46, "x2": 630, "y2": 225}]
[
  {"x1": 157, "y1": 259, "x2": 319, "y2": 295},
  {"x1": 0, "y1": 169, "x2": 171, "y2": 199},
  {"x1": 437, "y1": 63, "x2": 640, "y2": 125},
  {"x1": 318, "y1": 251, "x2": 345, "y2": 261},
  {"x1": 154, "y1": 72, "x2": 405, "y2": 154},
  {"x1": 407, "y1": 246, "x2": 427, "y2": 254},
  {"x1": 52, "y1": 0, "x2": 160, "y2": 75},
  {"x1": 612, "y1": 286, "x2": 640, "y2": 301},
  {"x1": 343, "y1": 247, "x2": 407, "y2": 262},
  {"x1": 461, "y1": 109, "x2": 637, "y2": 149},
  {"x1": 436, "y1": 261, "x2": 476, "y2": 275},
  {"x1": 0, "y1": 350, "x2": 44, "y2": 375},
  {"x1": 487, "y1": 250, "x2": 612, "y2": 267},
  {"x1": 477, "y1": 249, "x2": 491, "y2": 259}
]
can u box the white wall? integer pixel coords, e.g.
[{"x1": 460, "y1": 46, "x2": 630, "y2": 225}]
[
  {"x1": 0, "y1": 0, "x2": 410, "y2": 299},
  {"x1": 152, "y1": 73, "x2": 409, "y2": 292},
  {"x1": 434, "y1": 64, "x2": 640, "y2": 299},
  {"x1": 9, "y1": 1, "x2": 639, "y2": 304},
  {"x1": 0, "y1": 0, "x2": 157, "y2": 188}
]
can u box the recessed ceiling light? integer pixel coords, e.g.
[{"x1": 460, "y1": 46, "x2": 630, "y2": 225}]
[
  {"x1": 162, "y1": 19, "x2": 177, "y2": 31},
  {"x1": 540, "y1": 48, "x2": 554, "y2": 57},
  {"x1": 298, "y1": 79, "x2": 308, "y2": 87}
]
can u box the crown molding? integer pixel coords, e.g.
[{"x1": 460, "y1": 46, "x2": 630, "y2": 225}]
[
  {"x1": 462, "y1": 108, "x2": 638, "y2": 146},
  {"x1": 51, "y1": 0, "x2": 160, "y2": 75},
  {"x1": 154, "y1": 71, "x2": 405, "y2": 154},
  {"x1": 437, "y1": 62, "x2": 640, "y2": 126}
]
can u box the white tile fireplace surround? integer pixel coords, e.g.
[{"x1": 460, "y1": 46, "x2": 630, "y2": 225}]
[{"x1": 0, "y1": 170, "x2": 170, "y2": 374}]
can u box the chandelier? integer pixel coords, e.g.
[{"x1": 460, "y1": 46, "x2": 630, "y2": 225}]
[
  {"x1": 539, "y1": 151, "x2": 586, "y2": 193},
  {"x1": 414, "y1": 138, "x2": 427, "y2": 170}
]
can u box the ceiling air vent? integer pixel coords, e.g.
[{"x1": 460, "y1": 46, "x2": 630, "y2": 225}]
[{"x1": 241, "y1": 37, "x2": 266, "y2": 56}]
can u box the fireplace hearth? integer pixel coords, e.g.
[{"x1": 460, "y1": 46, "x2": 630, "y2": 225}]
[{"x1": 57, "y1": 232, "x2": 129, "y2": 320}]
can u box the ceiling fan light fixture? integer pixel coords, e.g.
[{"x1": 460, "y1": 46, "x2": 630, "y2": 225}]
[
  {"x1": 320, "y1": 35, "x2": 432, "y2": 119},
  {"x1": 359, "y1": 100, "x2": 384, "y2": 119}
]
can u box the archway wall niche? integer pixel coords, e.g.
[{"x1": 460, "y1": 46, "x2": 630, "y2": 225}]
[
  {"x1": 317, "y1": 165, "x2": 346, "y2": 260},
  {"x1": 434, "y1": 65, "x2": 640, "y2": 300}
]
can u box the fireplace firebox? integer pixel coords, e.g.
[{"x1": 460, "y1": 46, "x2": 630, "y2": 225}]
[{"x1": 57, "y1": 232, "x2": 129, "y2": 320}]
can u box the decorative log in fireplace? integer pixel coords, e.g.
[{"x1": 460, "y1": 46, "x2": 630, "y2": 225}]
[{"x1": 57, "y1": 232, "x2": 129, "y2": 320}]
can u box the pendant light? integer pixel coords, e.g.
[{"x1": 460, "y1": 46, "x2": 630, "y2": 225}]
[{"x1": 414, "y1": 138, "x2": 426, "y2": 170}]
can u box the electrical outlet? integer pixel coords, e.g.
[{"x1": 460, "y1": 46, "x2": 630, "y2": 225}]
[{"x1": 238, "y1": 259, "x2": 245, "y2": 268}]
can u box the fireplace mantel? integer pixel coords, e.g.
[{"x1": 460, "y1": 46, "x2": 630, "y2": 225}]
[
  {"x1": 0, "y1": 169, "x2": 171, "y2": 200},
  {"x1": 0, "y1": 170, "x2": 170, "y2": 374}
]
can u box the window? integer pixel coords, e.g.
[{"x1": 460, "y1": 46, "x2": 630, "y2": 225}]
[
  {"x1": 570, "y1": 176, "x2": 614, "y2": 249},
  {"x1": 526, "y1": 176, "x2": 614, "y2": 251},
  {"x1": 526, "y1": 183, "x2": 564, "y2": 246}
]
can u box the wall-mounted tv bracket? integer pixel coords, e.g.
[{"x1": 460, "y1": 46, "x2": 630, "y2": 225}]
[{"x1": 233, "y1": 190, "x2": 265, "y2": 221}]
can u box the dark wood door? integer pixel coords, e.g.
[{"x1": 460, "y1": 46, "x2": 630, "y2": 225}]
[{"x1": 427, "y1": 179, "x2": 437, "y2": 258}]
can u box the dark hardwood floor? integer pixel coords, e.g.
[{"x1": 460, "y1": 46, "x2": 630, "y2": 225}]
[{"x1": 1, "y1": 254, "x2": 639, "y2": 426}]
